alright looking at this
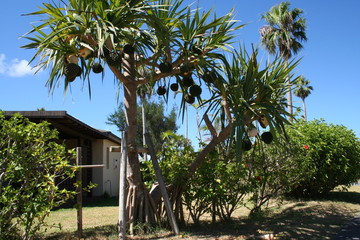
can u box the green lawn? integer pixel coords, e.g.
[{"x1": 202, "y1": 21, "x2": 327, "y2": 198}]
[{"x1": 41, "y1": 186, "x2": 360, "y2": 239}]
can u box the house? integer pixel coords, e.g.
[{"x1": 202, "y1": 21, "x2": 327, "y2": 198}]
[{"x1": 3, "y1": 110, "x2": 122, "y2": 198}]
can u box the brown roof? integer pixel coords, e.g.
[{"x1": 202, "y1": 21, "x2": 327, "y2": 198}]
[{"x1": 3, "y1": 111, "x2": 121, "y2": 145}]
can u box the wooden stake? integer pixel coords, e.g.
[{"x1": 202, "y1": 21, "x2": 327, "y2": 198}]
[
  {"x1": 75, "y1": 148, "x2": 104, "y2": 239},
  {"x1": 119, "y1": 131, "x2": 127, "y2": 239},
  {"x1": 76, "y1": 147, "x2": 83, "y2": 239},
  {"x1": 144, "y1": 132, "x2": 180, "y2": 235}
]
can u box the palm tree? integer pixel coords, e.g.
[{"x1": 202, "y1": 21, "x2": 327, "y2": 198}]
[
  {"x1": 260, "y1": 1, "x2": 307, "y2": 120},
  {"x1": 22, "y1": 0, "x2": 241, "y2": 228},
  {"x1": 294, "y1": 76, "x2": 313, "y2": 121}
]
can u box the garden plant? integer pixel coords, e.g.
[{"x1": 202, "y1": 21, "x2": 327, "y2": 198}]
[{"x1": 0, "y1": 112, "x2": 76, "y2": 240}]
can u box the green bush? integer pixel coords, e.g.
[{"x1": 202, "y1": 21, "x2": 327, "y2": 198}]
[
  {"x1": 287, "y1": 119, "x2": 360, "y2": 197},
  {"x1": 246, "y1": 120, "x2": 360, "y2": 201},
  {"x1": 185, "y1": 143, "x2": 250, "y2": 222},
  {"x1": 0, "y1": 113, "x2": 76, "y2": 240},
  {"x1": 142, "y1": 133, "x2": 249, "y2": 223},
  {"x1": 140, "y1": 131, "x2": 194, "y2": 189},
  {"x1": 243, "y1": 132, "x2": 310, "y2": 214},
  {"x1": 140, "y1": 132, "x2": 195, "y2": 223}
]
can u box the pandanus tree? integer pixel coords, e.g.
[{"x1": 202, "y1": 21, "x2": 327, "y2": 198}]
[
  {"x1": 260, "y1": 1, "x2": 307, "y2": 120},
  {"x1": 166, "y1": 47, "x2": 301, "y2": 222},
  {"x1": 22, "y1": 0, "x2": 300, "y2": 231},
  {"x1": 294, "y1": 75, "x2": 313, "y2": 121},
  {"x1": 22, "y1": 0, "x2": 242, "y2": 228},
  {"x1": 202, "y1": 47, "x2": 299, "y2": 159}
]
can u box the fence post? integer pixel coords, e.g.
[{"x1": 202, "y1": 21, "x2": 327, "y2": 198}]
[
  {"x1": 119, "y1": 131, "x2": 127, "y2": 239},
  {"x1": 76, "y1": 147, "x2": 83, "y2": 239}
]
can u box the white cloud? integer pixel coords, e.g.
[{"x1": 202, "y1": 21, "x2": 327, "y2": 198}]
[
  {"x1": 8, "y1": 59, "x2": 35, "y2": 77},
  {"x1": 0, "y1": 54, "x2": 6, "y2": 74},
  {"x1": 0, "y1": 53, "x2": 37, "y2": 77}
]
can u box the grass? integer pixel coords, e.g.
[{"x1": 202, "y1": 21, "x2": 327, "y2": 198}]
[{"x1": 40, "y1": 186, "x2": 360, "y2": 240}]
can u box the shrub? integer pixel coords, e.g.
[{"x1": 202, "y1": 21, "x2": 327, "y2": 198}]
[
  {"x1": 185, "y1": 143, "x2": 250, "y2": 222},
  {"x1": 0, "y1": 113, "x2": 76, "y2": 239},
  {"x1": 143, "y1": 133, "x2": 249, "y2": 223},
  {"x1": 140, "y1": 131, "x2": 194, "y2": 189},
  {"x1": 141, "y1": 132, "x2": 195, "y2": 223},
  {"x1": 287, "y1": 119, "x2": 360, "y2": 197},
  {"x1": 243, "y1": 132, "x2": 310, "y2": 214}
]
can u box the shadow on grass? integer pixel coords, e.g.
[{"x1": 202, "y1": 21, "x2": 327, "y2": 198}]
[
  {"x1": 173, "y1": 203, "x2": 352, "y2": 239},
  {"x1": 323, "y1": 191, "x2": 360, "y2": 204},
  {"x1": 43, "y1": 204, "x2": 353, "y2": 240},
  {"x1": 44, "y1": 224, "x2": 119, "y2": 240},
  {"x1": 45, "y1": 191, "x2": 360, "y2": 239},
  {"x1": 55, "y1": 196, "x2": 119, "y2": 210},
  {"x1": 83, "y1": 197, "x2": 119, "y2": 208}
]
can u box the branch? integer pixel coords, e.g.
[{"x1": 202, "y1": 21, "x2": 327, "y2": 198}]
[
  {"x1": 203, "y1": 114, "x2": 218, "y2": 138},
  {"x1": 186, "y1": 98, "x2": 234, "y2": 180},
  {"x1": 109, "y1": 65, "x2": 131, "y2": 85},
  {"x1": 222, "y1": 99, "x2": 233, "y2": 124},
  {"x1": 137, "y1": 54, "x2": 199, "y2": 85},
  {"x1": 103, "y1": 38, "x2": 132, "y2": 85},
  {"x1": 80, "y1": 34, "x2": 98, "y2": 47},
  {"x1": 136, "y1": 54, "x2": 158, "y2": 67},
  {"x1": 187, "y1": 122, "x2": 233, "y2": 179}
]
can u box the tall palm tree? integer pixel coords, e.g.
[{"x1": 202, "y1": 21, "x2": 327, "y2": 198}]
[
  {"x1": 260, "y1": 1, "x2": 307, "y2": 120},
  {"x1": 294, "y1": 76, "x2": 313, "y2": 121}
]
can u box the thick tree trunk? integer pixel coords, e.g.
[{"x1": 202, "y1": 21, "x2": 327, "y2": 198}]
[
  {"x1": 123, "y1": 82, "x2": 140, "y2": 183},
  {"x1": 122, "y1": 54, "x2": 158, "y2": 233}
]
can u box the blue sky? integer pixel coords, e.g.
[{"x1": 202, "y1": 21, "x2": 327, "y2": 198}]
[{"x1": 1, "y1": 0, "x2": 359, "y2": 146}]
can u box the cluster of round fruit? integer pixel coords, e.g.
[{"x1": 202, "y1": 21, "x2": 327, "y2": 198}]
[
  {"x1": 242, "y1": 116, "x2": 273, "y2": 151},
  {"x1": 157, "y1": 62, "x2": 210, "y2": 104},
  {"x1": 64, "y1": 55, "x2": 82, "y2": 82},
  {"x1": 63, "y1": 44, "x2": 135, "y2": 82}
]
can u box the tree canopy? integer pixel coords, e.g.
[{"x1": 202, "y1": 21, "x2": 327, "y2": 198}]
[{"x1": 260, "y1": 1, "x2": 307, "y2": 61}]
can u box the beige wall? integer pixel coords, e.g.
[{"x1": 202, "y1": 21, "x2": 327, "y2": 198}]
[{"x1": 92, "y1": 139, "x2": 121, "y2": 197}]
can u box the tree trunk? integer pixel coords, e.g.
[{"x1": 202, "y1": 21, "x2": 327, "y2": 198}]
[
  {"x1": 141, "y1": 95, "x2": 147, "y2": 161},
  {"x1": 303, "y1": 99, "x2": 307, "y2": 121},
  {"x1": 122, "y1": 54, "x2": 158, "y2": 233},
  {"x1": 285, "y1": 60, "x2": 293, "y2": 122},
  {"x1": 287, "y1": 87, "x2": 293, "y2": 121}
]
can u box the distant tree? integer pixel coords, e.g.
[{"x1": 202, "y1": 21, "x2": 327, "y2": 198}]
[
  {"x1": 0, "y1": 112, "x2": 76, "y2": 239},
  {"x1": 294, "y1": 76, "x2": 313, "y2": 121},
  {"x1": 137, "y1": 82, "x2": 154, "y2": 156},
  {"x1": 260, "y1": 1, "x2": 307, "y2": 120},
  {"x1": 107, "y1": 101, "x2": 178, "y2": 154}
]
